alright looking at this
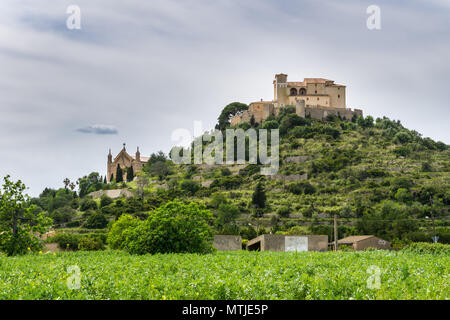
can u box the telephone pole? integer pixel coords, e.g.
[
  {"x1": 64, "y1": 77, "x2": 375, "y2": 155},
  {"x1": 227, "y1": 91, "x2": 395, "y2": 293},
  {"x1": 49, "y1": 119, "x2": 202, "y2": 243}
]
[
  {"x1": 430, "y1": 195, "x2": 437, "y2": 242},
  {"x1": 334, "y1": 213, "x2": 338, "y2": 252}
]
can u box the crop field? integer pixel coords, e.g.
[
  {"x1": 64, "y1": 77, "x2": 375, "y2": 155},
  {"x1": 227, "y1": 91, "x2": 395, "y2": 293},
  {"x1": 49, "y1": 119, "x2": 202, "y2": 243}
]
[{"x1": 0, "y1": 250, "x2": 448, "y2": 300}]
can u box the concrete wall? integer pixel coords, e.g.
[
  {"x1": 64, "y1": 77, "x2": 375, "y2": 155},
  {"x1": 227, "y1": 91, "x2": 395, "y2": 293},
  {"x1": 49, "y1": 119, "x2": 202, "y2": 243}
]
[
  {"x1": 213, "y1": 235, "x2": 242, "y2": 251},
  {"x1": 247, "y1": 234, "x2": 328, "y2": 252},
  {"x1": 307, "y1": 235, "x2": 329, "y2": 252}
]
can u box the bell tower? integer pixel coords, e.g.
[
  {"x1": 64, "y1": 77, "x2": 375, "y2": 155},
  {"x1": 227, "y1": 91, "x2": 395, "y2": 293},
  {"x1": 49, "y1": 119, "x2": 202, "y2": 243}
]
[{"x1": 274, "y1": 73, "x2": 288, "y2": 107}]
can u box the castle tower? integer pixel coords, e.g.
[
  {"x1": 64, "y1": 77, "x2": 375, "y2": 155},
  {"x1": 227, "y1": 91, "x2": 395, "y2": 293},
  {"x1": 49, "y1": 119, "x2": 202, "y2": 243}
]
[{"x1": 274, "y1": 73, "x2": 288, "y2": 107}]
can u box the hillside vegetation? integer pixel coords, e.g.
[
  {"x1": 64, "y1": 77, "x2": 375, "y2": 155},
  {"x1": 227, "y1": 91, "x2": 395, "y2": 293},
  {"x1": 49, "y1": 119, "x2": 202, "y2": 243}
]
[{"x1": 25, "y1": 106, "x2": 450, "y2": 250}]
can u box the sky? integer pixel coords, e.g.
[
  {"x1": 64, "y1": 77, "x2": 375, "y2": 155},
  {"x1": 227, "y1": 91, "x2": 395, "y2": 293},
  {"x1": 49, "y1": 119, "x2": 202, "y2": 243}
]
[{"x1": 0, "y1": 0, "x2": 449, "y2": 196}]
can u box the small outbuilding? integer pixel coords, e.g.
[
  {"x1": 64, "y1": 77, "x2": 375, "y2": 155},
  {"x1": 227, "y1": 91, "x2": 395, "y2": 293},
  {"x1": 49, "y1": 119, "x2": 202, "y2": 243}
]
[
  {"x1": 213, "y1": 235, "x2": 242, "y2": 251},
  {"x1": 331, "y1": 235, "x2": 391, "y2": 251},
  {"x1": 246, "y1": 234, "x2": 328, "y2": 252}
]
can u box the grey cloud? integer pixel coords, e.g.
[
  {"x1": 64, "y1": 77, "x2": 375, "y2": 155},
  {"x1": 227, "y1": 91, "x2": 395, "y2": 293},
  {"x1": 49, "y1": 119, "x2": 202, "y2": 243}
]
[{"x1": 76, "y1": 124, "x2": 118, "y2": 135}]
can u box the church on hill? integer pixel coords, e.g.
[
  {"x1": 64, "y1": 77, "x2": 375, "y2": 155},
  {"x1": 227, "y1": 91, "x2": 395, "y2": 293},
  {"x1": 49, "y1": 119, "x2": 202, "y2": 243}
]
[{"x1": 107, "y1": 144, "x2": 149, "y2": 182}]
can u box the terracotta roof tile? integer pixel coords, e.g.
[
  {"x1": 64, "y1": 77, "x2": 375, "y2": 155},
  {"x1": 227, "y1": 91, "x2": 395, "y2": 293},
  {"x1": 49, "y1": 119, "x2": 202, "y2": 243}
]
[{"x1": 338, "y1": 235, "x2": 375, "y2": 243}]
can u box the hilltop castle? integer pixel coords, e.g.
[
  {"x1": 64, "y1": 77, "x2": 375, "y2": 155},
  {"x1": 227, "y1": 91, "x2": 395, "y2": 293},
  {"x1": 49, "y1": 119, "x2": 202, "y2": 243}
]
[
  {"x1": 107, "y1": 144, "x2": 149, "y2": 182},
  {"x1": 230, "y1": 74, "x2": 362, "y2": 125}
]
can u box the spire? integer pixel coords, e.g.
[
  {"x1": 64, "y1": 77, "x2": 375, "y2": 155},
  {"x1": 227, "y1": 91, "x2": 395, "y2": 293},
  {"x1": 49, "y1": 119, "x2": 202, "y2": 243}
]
[
  {"x1": 136, "y1": 146, "x2": 141, "y2": 162},
  {"x1": 107, "y1": 148, "x2": 112, "y2": 163},
  {"x1": 123, "y1": 143, "x2": 126, "y2": 151}
]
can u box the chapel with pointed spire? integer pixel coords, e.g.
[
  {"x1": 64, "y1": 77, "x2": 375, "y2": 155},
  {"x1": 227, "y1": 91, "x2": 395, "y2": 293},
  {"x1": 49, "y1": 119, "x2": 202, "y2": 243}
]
[{"x1": 107, "y1": 144, "x2": 149, "y2": 182}]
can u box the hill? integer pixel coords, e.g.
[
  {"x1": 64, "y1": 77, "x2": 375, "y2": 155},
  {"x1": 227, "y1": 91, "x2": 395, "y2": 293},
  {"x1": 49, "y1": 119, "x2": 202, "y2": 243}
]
[{"x1": 30, "y1": 106, "x2": 450, "y2": 246}]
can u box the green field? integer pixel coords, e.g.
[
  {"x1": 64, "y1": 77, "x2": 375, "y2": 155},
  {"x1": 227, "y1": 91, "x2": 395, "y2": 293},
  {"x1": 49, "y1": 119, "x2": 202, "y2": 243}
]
[{"x1": 0, "y1": 250, "x2": 448, "y2": 300}]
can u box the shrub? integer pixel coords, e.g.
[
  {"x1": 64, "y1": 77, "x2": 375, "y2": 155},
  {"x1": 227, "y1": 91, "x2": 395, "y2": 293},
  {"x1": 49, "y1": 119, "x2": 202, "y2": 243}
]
[
  {"x1": 50, "y1": 206, "x2": 76, "y2": 224},
  {"x1": 84, "y1": 213, "x2": 108, "y2": 229},
  {"x1": 280, "y1": 113, "x2": 306, "y2": 135},
  {"x1": 107, "y1": 214, "x2": 141, "y2": 250},
  {"x1": 48, "y1": 233, "x2": 80, "y2": 250},
  {"x1": 216, "y1": 203, "x2": 240, "y2": 227},
  {"x1": 180, "y1": 180, "x2": 200, "y2": 195},
  {"x1": 220, "y1": 168, "x2": 232, "y2": 176},
  {"x1": 402, "y1": 242, "x2": 450, "y2": 255},
  {"x1": 262, "y1": 120, "x2": 279, "y2": 130},
  {"x1": 78, "y1": 237, "x2": 105, "y2": 251},
  {"x1": 122, "y1": 200, "x2": 214, "y2": 255},
  {"x1": 80, "y1": 199, "x2": 98, "y2": 211},
  {"x1": 285, "y1": 226, "x2": 309, "y2": 235},
  {"x1": 239, "y1": 226, "x2": 257, "y2": 240},
  {"x1": 277, "y1": 206, "x2": 291, "y2": 218},
  {"x1": 239, "y1": 164, "x2": 260, "y2": 177},
  {"x1": 100, "y1": 195, "x2": 114, "y2": 208},
  {"x1": 211, "y1": 176, "x2": 244, "y2": 190},
  {"x1": 286, "y1": 181, "x2": 316, "y2": 195}
]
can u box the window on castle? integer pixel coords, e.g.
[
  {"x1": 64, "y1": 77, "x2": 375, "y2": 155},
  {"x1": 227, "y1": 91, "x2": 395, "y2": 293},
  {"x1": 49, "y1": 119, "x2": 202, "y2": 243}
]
[
  {"x1": 315, "y1": 90, "x2": 317, "y2": 94},
  {"x1": 290, "y1": 88, "x2": 298, "y2": 96},
  {"x1": 299, "y1": 88, "x2": 306, "y2": 95},
  {"x1": 338, "y1": 95, "x2": 340, "y2": 98}
]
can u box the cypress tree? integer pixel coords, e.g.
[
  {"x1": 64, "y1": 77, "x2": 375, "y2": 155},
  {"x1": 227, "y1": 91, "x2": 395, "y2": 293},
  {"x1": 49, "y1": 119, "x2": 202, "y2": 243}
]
[
  {"x1": 126, "y1": 166, "x2": 134, "y2": 182},
  {"x1": 252, "y1": 182, "x2": 266, "y2": 209},
  {"x1": 116, "y1": 165, "x2": 123, "y2": 183}
]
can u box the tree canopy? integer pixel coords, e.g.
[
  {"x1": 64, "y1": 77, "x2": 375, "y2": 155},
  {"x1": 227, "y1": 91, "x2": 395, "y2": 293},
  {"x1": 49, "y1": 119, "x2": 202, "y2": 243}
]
[{"x1": 216, "y1": 102, "x2": 248, "y2": 130}]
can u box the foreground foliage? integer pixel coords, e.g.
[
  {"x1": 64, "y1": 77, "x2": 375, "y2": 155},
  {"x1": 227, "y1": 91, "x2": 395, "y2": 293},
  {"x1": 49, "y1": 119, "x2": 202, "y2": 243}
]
[{"x1": 0, "y1": 250, "x2": 448, "y2": 300}]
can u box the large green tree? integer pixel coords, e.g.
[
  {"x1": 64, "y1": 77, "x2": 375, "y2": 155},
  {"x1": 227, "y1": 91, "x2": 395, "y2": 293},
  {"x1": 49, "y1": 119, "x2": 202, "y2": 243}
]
[
  {"x1": 216, "y1": 102, "x2": 249, "y2": 130},
  {"x1": 122, "y1": 200, "x2": 214, "y2": 254},
  {"x1": 0, "y1": 175, "x2": 52, "y2": 255}
]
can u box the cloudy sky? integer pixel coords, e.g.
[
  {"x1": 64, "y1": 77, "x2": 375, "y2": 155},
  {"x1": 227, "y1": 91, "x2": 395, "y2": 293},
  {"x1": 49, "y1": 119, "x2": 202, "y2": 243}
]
[{"x1": 0, "y1": 0, "x2": 449, "y2": 196}]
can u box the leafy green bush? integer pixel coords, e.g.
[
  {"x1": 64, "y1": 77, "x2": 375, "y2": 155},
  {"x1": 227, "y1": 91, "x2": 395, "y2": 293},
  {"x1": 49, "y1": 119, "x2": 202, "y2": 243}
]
[
  {"x1": 402, "y1": 242, "x2": 449, "y2": 255},
  {"x1": 211, "y1": 176, "x2": 244, "y2": 190},
  {"x1": 48, "y1": 233, "x2": 80, "y2": 250},
  {"x1": 78, "y1": 237, "x2": 105, "y2": 251},
  {"x1": 50, "y1": 206, "x2": 76, "y2": 224},
  {"x1": 180, "y1": 180, "x2": 200, "y2": 195},
  {"x1": 48, "y1": 232, "x2": 106, "y2": 251},
  {"x1": 100, "y1": 195, "x2": 113, "y2": 208},
  {"x1": 80, "y1": 199, "x2": 98, "y2": 211},
  {"x1": 84, "y1": 213, "x2": 108, "y2": 229},
  {"x1": 107, "y1": 214, "x2": 141, "y2": 250},
  {"x1": 286, "y1": 181, "x2": 316, "y2": 195},
  {"x1": 277, "y1": 206, "x2": 291, "y2": 218},
  {"x1": 122, "y1": 200, "x2": 214, "y2": 255}
]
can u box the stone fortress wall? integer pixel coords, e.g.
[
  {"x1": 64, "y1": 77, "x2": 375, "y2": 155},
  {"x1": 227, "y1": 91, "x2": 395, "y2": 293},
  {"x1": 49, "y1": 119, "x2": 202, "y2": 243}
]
[{"x1": 230, "y1": 73, "x2": 363, "y2": 126}]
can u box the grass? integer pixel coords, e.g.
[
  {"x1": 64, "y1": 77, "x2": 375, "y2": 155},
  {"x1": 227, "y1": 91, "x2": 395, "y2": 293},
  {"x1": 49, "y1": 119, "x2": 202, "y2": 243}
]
[{"x1": 0, "y1": 250, "x2": 448, "y2": 300}]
